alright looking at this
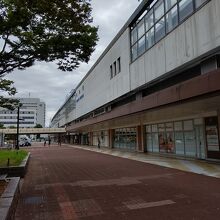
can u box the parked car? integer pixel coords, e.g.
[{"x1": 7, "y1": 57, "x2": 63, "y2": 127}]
[{"x1": 19, "y1": 136, "x2": 32, "y2": 147}]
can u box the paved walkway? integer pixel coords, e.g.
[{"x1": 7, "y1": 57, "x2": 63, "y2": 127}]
[
  {"x1": 72, "y1": 145, "x2": 220, "y2": 178},
  {"x1": 15, "y1": 144, "x2": 220, "y2": 219}
]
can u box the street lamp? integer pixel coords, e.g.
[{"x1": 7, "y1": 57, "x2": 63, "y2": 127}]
[{"x1": 15, "y1": 104, "x2": 23, "y2": 150}]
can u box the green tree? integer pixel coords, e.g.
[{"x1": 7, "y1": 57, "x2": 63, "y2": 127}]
[
  {"x1": 0, "y1": 79, "x2": 19, "y2": 110},
  {"x1": 34, "y1": 124, "x2": 43, "y2": 128},
  {"x1": 0, "y1": 0, "x2": 98, "y2": 108},
  {"x1": 0, "y1": 122, "x2": 5, "y2": 128}
]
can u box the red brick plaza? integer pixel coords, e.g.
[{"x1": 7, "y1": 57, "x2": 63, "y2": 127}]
[{"x1": 15, "y1": 144, "x2": 220, "y2": 220}]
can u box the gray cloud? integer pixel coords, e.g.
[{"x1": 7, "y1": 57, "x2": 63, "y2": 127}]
[{"x1": 5, "y1": 0, "x2": 140, "y2": 126}]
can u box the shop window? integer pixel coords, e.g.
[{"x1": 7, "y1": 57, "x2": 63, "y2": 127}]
[
  {"x1": 179, "y1": 0, "x2": 194, "y2": 22},
  {"x1": 154, "y1": 0, "x2": 165, "y2": 22},
  {"x1": 152, "y1": 133, "x2": 159, "y2": 152},
  {"x1": 184, "y1": 131, "x2": 196, "y2": 157},
  {"x1": 137, "y1": 19, "x2": 145, "y2": 39},
  {"x1": 145, "y1": 9, "x2": 154, "y2": 31},
  {"x1": 146, "y1": 134, "x2": 153, "y2": 152},
  {"x1": 166, "y1": 5, "x2": 178, "y2": 33},
  {"x1": 195, "y1": 0, "x2": 209, "y2": 9},
  {"x1": 165, "y1": 0, "x2": 177, "y2": 12},
  {"x1": 174, "y1": 121, "x2": 183, "y2": 131},
  {"x1": 183, "y1": 120, "x2": 193, "y2": 130},
  {"x1": 146, "y1": 28, "x2": 155, "y2": 50},
  {"x1": 146, "y1": 125, "x2": 151, "y2": 133},
  {"x1": 155, "y1": 17, "x2": 165, "y2": 42},
  {"x1": 175, "y1": 132, "x2": 185, "y2": 155},
  {"x1": 137, "y1": 35, "x2": 146, "y2": 56},
  {"x1": 152, "y1": 124, "x2": 158, "y2": 132}
]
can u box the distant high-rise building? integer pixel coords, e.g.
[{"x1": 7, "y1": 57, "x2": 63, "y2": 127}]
[{"x1": 0, "y1": 98, "x2": 46, "y2": 128}]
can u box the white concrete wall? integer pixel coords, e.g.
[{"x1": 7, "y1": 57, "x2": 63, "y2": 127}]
[
  {"x1": 52, "y1": 0, "x2": 220, "y2": 127},
  {"x1": 74, "y1": 29, "x2": 131, "y2": 119},
  {"x1": 130, "y1": 0, "x2": 220, "y2": 90}
]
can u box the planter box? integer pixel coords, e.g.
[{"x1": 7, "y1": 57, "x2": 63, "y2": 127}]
[
  {"x1": 0, "y1": 177, "x2": 20, "y2": 220},
  {"x1": 0, "y1": 153, "x2": 30, "y2": 178}
]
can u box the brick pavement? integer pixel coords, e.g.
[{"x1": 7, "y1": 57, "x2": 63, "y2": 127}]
[{"x1": 15, "y1": 145, "x2": 220, "y2": 219}]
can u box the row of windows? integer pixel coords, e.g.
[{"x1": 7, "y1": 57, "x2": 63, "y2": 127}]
[
  {"x1": 2, "y1": 122, "x2": 35, "y2": 124},
  {"x1": 0, "y1": 116, "x2": 35, "y2": 119},
  {"x1": 145, "y1": 119, "x2": 205, "y2": 158},
  {"x1": 131, "y1": 0, "x2": 210, "y2": 61},
  {"x1": 110, "y1": 57, "x2": 121, "y2": 79},
  {"x1": 0, "y1": 111, "x2": 35, "y2": 114},
  {"x1": 114, "y1": 127, "x2": 137, "y2": 149}
]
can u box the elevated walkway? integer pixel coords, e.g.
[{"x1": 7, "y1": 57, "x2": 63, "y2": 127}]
[{"x1": 0, "y1": 127, "x2": 65, "y2": 135}]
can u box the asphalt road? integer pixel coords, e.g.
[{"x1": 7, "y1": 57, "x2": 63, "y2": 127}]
[{"x1": 15, "y1": 145, "x2": 220, "y2": 220}]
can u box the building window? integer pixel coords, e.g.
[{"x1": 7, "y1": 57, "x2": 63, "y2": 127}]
[
  {"x1": 130, "y1": 0, "x2": 209, "y2": 62},
  {"x1": 138, "y1": 35, "x2": 146, "y2": 55},
  {"x1": 131, "y1": 43, "x2": 138, "y2": 61},
  {"x1": 195, "y1": 0, "x2": 208, "y2": 9},
  {"x1": 154, "y1": 0, "x2": 165, "y2": 22},
  {"x1": 113, "y1": 61, "x2": 117, "y2": 76},
  {"x1": 131, "y1": 27, "x2": 138, "y2": 45},
  {"x1": 145, "y1": 9, "x2": 154, "y2": 31},
  {"x1": 178, "y1": 0, "x2": 194, "y2": 22},
  {"x1": 166, "y1": 5, "x2": 178, "y2": 33},
  {"x1": 146, "y1": 27, "x2": 155, "y2": 50},
  {"x1": 110, "y1": 65, "x2": 113, "y2": 79},
  {"x1": 165, "y1": 0, "x2": 177, "y2": 12},
  {"x1": 117, "y1": 57, "x2": 121, "y2": 73},
  {"x1": 137, "y1": 19, "x2": 145, "y2": 39},
  {"x1": 155, "y1": 17, "x2": 165, "y2": 42}
]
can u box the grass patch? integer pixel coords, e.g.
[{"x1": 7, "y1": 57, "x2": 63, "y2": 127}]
[{"x1": 0, "y1": 150, "x2": 28, "y2": 167}]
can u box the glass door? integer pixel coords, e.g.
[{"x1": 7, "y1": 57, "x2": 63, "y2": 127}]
[{"x1": 205, "y1": 117, "x2": 220, "y2": 159}]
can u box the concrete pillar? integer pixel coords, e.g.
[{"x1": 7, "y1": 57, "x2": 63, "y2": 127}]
[
  {"x1": 218, "y1": 110, "x2": 220, "y2": 144},
  {"x1": 109, "y1": 129, "x2": 114, "y2": 149},
  {"x1": 136, "y1": 125, "x2": 144, "y2": 152},
  {"x1": 89, "y1": 132, "x2": 93, "y2": 146}
]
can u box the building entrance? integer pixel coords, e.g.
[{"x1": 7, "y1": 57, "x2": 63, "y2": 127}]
[{"x1": 205, "y1": 117, "x2": 220, "y2": 159}]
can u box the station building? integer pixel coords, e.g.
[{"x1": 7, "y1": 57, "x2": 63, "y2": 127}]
[{"x1": 51, "y1": 0, "x2": 220, "y2": 161}]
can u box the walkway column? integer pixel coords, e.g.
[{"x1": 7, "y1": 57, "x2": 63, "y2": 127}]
[
  {"x1": 109, "y1": 129, "x2": 114, "y2": 149},
  {"x1": 218, "y1": 110, "x2": 220, "y2": 144},
  {"x1": 136, "y1": 125, "x2": 144, "y2": 152},
  {"x1": 89, "y1": 132, "x2": 93, "y2": 146}
]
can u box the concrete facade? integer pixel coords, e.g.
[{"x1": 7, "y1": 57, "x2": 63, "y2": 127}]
[{"x1": 51, "y1": 0, "x2": 220, "y2": 161}]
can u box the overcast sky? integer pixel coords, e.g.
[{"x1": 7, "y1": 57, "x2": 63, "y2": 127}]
[{"x1": 5, "y1": 0, "x2": 141, "y2": 127}]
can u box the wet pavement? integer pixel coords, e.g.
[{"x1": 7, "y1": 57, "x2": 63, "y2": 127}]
[{"x1": 15, "y1": 144, "x2": 220, "y2": 219}]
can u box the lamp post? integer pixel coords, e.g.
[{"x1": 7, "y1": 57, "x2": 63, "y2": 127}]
[
  {"x1": 16, "y1": 106, "x2": 20, "y2": 150},
  {"x1": 16, "y1": 104, "x2": 23, "y2": 150}
]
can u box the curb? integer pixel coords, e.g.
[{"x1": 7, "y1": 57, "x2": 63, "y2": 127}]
[
  {"x1": 0, "y1": 177, "x2": 20, "y2": 220},
  {"x1": 0, "y1": 153, "x2": 30, "y2": 177}
]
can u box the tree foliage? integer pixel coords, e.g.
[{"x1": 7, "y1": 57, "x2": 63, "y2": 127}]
[
  {"x1": 0, "y1": 0, "x2": 98, "y2": 109},
  {"x1": 0, "y1": 79, "x2": 19, "y2": 110},
  {"x1": 0, "y1": 0, "x2": 98, "y2": 75},
  {"x1": 34, "y1": 124, "x2": 43, "y2": 128}
]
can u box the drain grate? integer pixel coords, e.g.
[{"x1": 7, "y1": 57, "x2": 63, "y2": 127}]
[{"x1": 24, "y1": 196, "x2": 44, "y2": 205}]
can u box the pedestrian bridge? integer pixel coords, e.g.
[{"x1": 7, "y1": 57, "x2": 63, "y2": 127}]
[{"x1": 0, "y1": 128, "x2": 66, "y2": 135}]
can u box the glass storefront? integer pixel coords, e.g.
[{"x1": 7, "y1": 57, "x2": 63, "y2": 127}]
[
  {"x1": 145, "y1": 118, "x2": 206, "y2": 159},
  {"x1": 114, "y1": 127, "x2": 136, "y2": 151},
  {"x1": 93, "y1": 130, "x2": 109, "y2": 147}
]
